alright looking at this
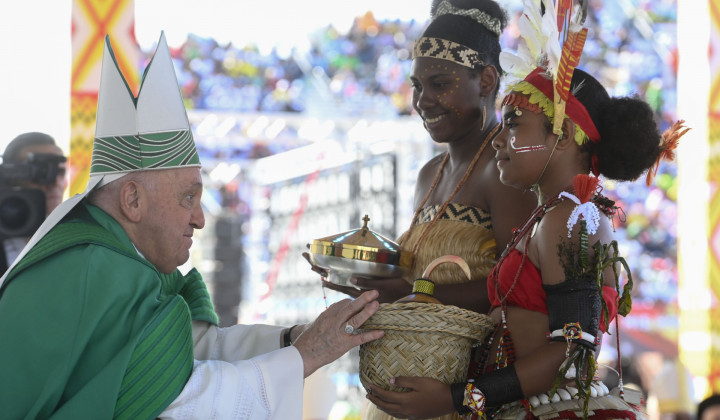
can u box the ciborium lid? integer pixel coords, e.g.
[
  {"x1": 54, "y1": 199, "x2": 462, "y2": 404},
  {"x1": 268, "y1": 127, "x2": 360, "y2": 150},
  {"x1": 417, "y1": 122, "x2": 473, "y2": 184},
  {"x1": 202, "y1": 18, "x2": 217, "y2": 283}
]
[{"x1": 308, "y1": 215, "x2": 413, "y2": 288}]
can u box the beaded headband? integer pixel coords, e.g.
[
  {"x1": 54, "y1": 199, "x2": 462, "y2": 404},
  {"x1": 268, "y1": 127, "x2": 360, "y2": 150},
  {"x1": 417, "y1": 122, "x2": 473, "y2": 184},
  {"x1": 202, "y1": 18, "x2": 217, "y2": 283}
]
[
  {"x1": 504, "y1": 67, "x2": 600, "y2": 145},
  {"x1": 502, "y1": 93, "x2": 541, "y2": 114},
  {"x1": 412, "y1": 37, "x2": 485, "y2": 69},
  {"x1": 433, "y1": 0, "x2": 503, "y2": 37}
]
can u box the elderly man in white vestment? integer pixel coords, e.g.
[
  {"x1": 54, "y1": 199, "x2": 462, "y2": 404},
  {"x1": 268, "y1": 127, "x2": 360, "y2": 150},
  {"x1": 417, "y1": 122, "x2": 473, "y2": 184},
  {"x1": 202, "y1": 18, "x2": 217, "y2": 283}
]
[{"x1": 0, "y1": 32, "x2": 383, "y2": 420}]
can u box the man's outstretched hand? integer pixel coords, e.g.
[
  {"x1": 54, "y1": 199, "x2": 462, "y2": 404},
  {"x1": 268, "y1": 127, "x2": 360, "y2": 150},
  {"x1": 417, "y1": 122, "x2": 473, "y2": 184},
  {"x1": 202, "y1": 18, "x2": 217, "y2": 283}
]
[{"x1": 293, "y1": 290, "x2": 384, "y2": 378}]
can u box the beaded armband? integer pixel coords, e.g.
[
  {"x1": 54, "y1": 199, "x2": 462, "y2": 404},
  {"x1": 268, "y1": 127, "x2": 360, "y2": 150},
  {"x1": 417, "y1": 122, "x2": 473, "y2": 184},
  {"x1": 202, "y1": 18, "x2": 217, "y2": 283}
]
[
  {"x1": 544, "y1": 277, "x2": 604, "y2": 418},
  {"x1": 544, "y1": 278, "x2": 601, "y2": 351}
]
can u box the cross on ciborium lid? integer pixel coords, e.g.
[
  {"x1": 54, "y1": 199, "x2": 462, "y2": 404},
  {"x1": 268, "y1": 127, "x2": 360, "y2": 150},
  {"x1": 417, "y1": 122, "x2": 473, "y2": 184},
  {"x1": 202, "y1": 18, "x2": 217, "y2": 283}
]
[{"x1": 307, "y1": 214, "x2": 413, "y2": 289}]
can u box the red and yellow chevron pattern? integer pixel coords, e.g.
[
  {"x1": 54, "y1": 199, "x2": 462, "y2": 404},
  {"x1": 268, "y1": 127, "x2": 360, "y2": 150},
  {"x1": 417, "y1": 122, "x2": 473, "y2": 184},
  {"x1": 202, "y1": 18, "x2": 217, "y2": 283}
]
[
  {"x1": 70, "y1": 0, "x2": 139, "y2": 195},
  {"x1": 555, "y1": 28, "x2": 587, "y2": 102}
]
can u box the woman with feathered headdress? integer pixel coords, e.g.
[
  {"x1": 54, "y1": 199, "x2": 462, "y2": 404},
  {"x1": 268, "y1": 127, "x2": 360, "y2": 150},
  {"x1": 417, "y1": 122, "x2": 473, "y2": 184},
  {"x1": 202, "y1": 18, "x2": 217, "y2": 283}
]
[{"x1": 366, "y1": 1, "x2": 688, "y2": 418}]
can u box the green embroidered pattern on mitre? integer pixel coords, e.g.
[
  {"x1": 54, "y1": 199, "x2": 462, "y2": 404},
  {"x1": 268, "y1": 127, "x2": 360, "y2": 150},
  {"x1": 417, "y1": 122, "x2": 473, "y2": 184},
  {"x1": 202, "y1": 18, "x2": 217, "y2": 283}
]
[{"x1": 91, "y1": 131, "x2": 200, "y2": 174}]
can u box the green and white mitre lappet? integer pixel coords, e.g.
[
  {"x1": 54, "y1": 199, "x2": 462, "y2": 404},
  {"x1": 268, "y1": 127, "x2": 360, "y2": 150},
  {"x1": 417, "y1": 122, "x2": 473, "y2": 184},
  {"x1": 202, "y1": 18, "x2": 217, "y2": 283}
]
[{"x1": 0, "y1": 31, "x2": 200, "y2": 288}]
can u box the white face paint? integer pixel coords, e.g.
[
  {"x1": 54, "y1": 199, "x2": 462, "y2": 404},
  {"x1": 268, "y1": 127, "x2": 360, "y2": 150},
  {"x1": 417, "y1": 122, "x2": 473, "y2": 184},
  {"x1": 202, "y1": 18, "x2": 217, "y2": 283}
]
[{"x1": 510, "y1": 136, "x2": 547, "y2": 153}]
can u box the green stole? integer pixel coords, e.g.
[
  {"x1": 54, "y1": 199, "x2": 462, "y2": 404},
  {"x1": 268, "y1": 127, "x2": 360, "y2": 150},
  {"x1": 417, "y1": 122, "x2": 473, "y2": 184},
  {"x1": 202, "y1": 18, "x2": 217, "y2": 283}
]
[{"x1": 4, "y1": 206, "x2": 218, "y2": 419}]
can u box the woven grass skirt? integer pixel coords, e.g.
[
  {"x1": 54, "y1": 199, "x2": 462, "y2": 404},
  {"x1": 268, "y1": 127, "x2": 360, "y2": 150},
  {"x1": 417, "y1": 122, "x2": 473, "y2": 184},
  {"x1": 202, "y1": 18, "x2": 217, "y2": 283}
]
[{"x1": 359, "y1": 301, "x2": 495, "y2": 392}]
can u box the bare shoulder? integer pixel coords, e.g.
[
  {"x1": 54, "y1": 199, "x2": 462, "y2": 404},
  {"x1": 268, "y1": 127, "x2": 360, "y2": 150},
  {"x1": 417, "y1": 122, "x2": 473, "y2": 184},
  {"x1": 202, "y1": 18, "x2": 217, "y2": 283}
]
[
  {"x1": 417, "y1": 153, "x2": 446, "y2": 184},
  {"x1": 534, "y1": 199, "x2": 616, "y2": 285},
  {"x1": 413, "y1": 153, "x2": 447, "y2": 206},
  {"x1": 541, "y1": 199, "x2": 615, "y2": 241},
  {"x1": 532, "y1": 200, "x2": 574, "y2": 255}
]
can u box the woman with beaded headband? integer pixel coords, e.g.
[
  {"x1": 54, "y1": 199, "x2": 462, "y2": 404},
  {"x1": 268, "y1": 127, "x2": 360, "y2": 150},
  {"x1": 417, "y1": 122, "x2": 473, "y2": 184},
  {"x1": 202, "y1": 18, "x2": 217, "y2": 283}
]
[
  {"x1": 311, "y1": 1, "x2": 534, "y2": 420},
  {"x1": 367, "y1": 0, "x2": 689, "y2": 419},
  {"x1": 316, "y1": 0, "x2": 535, "y2": 319}
]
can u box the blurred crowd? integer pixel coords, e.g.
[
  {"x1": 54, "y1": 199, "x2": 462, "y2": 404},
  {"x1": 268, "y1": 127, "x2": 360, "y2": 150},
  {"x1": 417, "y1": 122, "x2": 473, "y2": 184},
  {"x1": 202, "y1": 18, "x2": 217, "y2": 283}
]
[
  {"x1": 143, "y1": 0, "x2": 682, "y2": 356},
  {"x1": 154, "y1": 1, "x2": 678, "y2": 124},
  {"x1": 159, "y1": 13, "x2": 424, "y2": 117}
]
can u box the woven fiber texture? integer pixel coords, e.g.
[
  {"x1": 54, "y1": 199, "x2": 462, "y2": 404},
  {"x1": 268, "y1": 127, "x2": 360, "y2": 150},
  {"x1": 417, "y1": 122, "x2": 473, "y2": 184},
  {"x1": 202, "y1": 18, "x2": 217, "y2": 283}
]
[
  {"x1": 359, "y1": 302, "x2": 495, "y2": 392},
  {"x1": 397, "y1": 213, "x2": 497, "y2": 283}
]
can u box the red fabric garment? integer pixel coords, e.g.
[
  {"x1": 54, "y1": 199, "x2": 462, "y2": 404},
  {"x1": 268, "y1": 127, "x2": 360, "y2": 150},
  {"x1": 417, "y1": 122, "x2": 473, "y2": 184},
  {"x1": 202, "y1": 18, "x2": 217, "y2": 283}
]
[
  {"x1": 488, "y1": 249, "x2": 618, "y2": 332},
  {"x1": 488, "y1": 248, "x2": 547, "y2": 313}
]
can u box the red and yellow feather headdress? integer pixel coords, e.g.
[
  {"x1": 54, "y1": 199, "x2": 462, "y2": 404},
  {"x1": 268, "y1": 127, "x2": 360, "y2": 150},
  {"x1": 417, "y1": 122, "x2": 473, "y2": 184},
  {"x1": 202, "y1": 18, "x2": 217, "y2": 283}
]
[{"x1": 500, "y1": 0, "x2": 594, "y2": 142}]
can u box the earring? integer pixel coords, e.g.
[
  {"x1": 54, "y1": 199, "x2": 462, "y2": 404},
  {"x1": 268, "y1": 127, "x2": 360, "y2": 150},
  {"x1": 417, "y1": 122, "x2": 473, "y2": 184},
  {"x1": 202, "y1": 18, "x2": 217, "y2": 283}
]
[{"x1": 481, "y1": 107, "x2": 487, "y2": 127}]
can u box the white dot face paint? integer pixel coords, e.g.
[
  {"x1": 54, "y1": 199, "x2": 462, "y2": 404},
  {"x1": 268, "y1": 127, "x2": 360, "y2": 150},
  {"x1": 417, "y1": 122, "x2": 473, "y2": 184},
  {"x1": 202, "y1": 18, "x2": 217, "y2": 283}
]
[{"x1": 510, "y1": 136, "x2": 547, "y2": 153}]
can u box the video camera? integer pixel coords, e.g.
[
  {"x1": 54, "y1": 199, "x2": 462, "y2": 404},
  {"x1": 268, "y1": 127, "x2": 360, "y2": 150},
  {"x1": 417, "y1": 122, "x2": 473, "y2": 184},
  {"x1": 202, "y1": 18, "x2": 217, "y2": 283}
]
[{"x1": 0, "y1": 153, "x2": 67, "y2": 239}]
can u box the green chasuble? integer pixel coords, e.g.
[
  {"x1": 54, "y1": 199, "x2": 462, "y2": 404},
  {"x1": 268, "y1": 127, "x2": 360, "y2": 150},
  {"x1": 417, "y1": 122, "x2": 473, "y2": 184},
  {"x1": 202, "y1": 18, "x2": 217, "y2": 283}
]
[{"x1": 0, "y1": 203, "x2": 218, "y2": 420}]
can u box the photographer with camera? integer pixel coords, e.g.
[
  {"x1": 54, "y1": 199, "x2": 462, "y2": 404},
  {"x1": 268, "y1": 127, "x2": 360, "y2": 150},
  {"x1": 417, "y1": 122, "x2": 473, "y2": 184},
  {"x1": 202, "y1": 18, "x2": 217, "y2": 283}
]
[{"x1": 0, "y1": 132, "x2": 67, "y2": 273}]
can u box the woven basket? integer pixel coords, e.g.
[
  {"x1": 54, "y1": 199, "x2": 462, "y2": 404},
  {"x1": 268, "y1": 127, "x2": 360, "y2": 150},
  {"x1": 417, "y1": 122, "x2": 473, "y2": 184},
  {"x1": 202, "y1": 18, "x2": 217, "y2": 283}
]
[{"x1": 359, "y1": 301, "x2": 495, "y2": 393}]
